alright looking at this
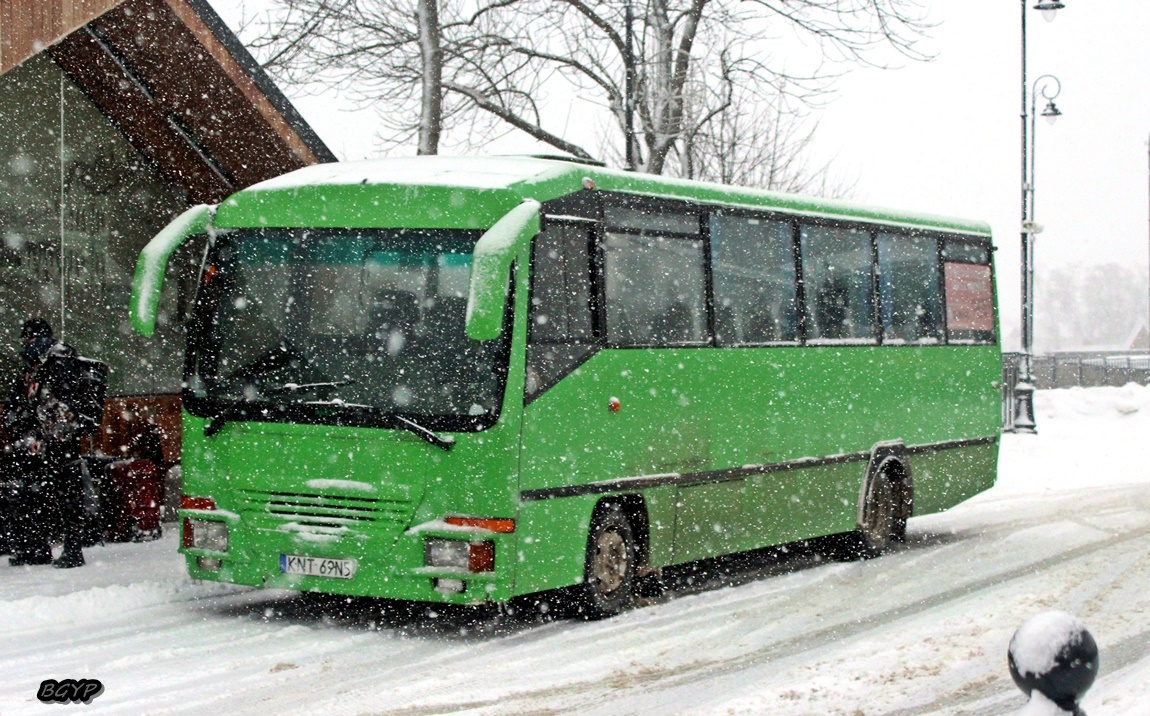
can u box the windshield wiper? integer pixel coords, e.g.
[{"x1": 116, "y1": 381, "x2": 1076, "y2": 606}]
[
  {"x1": 202, "y1": 393, "x2": 454, "y2": 452},
  {"x1": 390, "y1": 415, "x2": 454, "y2": 452},
  {"x1": 265, "y1": 379, "x2": 358, "y2": 396}
]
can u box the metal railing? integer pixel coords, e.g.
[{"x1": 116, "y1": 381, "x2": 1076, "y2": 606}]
[{"x1": 1002, "y1": 351, "x2": 1150, "y2": 430}]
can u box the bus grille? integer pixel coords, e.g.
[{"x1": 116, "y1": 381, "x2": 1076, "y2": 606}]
[{"x1": 239, "y1": 489, "x2": 414, "y2": 538}]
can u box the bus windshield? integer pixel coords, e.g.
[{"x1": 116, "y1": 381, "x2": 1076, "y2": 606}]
[{"x1": 185, "y1": 228, "x2": 508, "y2": 430}]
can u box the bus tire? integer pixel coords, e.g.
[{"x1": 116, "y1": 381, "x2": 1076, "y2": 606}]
[
  {"x1": 854, "y1": 468, "x2": 898, "y2": 559},
  {"x1": 832, "y1": 468, "x2": 901, "y2": 563},
  {"x1": 579, "y1": 503, "x2": 637, "y2": 619}
]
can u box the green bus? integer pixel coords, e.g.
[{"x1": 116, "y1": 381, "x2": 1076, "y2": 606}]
[{"x1": 131, "y1": 156, "x2": 1001, "y2": 618}]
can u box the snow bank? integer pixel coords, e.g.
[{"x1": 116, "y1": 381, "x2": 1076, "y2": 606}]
[
  {"x1": 0, "y1": 580, "x2": 232, "y2": 632},
  {"x1": 997, "y1": 383, "x2": 1150, "y2": 495},
  {"x1": 1037, "y1": 382, "x2": 1150, "y2": 422}
]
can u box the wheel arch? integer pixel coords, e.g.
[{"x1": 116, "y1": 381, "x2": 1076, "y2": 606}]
[
  {"x1": 590, "y1": 493, "x2": 650, "y2": 571},
  {"x1": 857, "y1": 440, "x2": 914, "y2": 530}
]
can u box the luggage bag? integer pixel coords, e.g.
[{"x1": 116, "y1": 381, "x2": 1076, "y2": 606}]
[{"x1": 104, "y1": 458, "x2": 163, "y2": 541}]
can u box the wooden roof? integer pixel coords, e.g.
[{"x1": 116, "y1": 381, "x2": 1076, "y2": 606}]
[{"x1": 1, "y1": 0, "x2": 335, "y2": 203}]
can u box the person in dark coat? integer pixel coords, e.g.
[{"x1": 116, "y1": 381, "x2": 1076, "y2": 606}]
[{"x1": 2, "y1": 319, "x2": 87, "y2": 568}]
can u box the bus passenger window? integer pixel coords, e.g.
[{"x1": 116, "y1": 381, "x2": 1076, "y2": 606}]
[
  {"x1": 604, "y1": 233, "x2": 708, "y2": 346},
  {"x1": 529, "y1": 224, "x2": 593, "y2": 344},
  {"x1": 800, "y1": 225, "x2": 876, "y2": 343},
  {"x1": 877, "y1": 233, "x2": 943, "y2": 344},
  {"x1": 942, "y1": 240, "x2": 996, "y2": 344},
  {"x1": 710, "y1": 215, "x2": 798, "y2": 345}
]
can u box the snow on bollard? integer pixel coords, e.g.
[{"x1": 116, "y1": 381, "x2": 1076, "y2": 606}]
[{"x1": 1008, "y1": 611, "x2": 1099, "y2": 716}]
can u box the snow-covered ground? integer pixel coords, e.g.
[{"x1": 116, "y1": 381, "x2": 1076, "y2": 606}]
[{"x1": 2, "y1": 385, "x2": 1149, "y2": 715}]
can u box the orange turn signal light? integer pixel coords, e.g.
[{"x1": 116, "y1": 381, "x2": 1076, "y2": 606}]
[{"x1": 444, "y1": 516, "x2": 516, "y2": 533}]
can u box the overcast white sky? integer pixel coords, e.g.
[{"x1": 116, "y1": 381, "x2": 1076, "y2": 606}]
[
  {"x1": 211, "y1": 1, "x2": 1150, "y2": 346},
  {"x1": 815, "y1": 1, "x2": 1150, "y2": 346}
]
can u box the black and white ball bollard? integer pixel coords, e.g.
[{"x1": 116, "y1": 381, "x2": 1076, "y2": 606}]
[{"x1": 1008, "y1": 611, "x2": 1099, "y2": 716}]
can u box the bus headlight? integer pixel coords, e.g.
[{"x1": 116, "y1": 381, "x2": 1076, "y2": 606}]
[
  {"x1": 424, "y1": 539, "x2": 495, "y2": 573},
  {"x1": 187, "y1": 519, "x2": 229, "y2": 552}
]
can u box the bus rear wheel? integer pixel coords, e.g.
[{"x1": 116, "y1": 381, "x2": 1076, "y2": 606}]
[
  {"x1": 854, "y1": 469, "x2": 898, "y2": 559},
  {"x1": 580, "y1": 503, "x2": 636, "y2": 619}
]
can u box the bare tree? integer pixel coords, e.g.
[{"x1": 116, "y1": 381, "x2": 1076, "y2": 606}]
[
  {"x1": 416, "y1": 0, "x2": 443, "y2": 154},
  {"x1": 253, "y1": 0, "x2": 931, "y2": 179},
  {"x1": 252, "y1": 0, "x2": 585, "y2": 156},
  {"x1": 676, "y1": 78, "x2": 854, "y2": 197}
]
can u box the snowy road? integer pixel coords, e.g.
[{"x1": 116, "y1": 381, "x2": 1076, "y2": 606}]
[{"x1": 2, "y1": 385, "x2": 1149, "y2": 715}]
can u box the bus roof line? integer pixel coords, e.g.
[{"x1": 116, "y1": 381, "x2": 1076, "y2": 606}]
[{"x1": 588, "y1": 187, "x2": 993, "y2": 237}]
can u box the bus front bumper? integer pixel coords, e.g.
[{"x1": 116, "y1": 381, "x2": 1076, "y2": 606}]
[{"x1": 179, "y1": 515, "x2": 516, "y2": 605}]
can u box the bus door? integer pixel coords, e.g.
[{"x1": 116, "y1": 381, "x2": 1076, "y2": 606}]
[
  {"x1": 523, "y1": 217, "x2": 599, "y2": 403},
  {"x1": 516, "y1": 217, "x2": 603, "y2": 594}
]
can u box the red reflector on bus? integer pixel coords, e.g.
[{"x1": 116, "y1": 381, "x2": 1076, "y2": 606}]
[
  {"x1": 182, "y1": 518, "x2": 194, "y2": 549},
  {"x1": 444, "y1": 516, "x2": 515, "y2": 533},
  {"x1": 468, "y1": 541, "x2": 495, "y2": 573},
  {"x1": 181, "y1": 496, "x2": 216, "y2": 511}
]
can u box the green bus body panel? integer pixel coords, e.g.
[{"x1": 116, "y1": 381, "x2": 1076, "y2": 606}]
[
  {"x1": 909, "y1": 442, "x2": 999, "y2": 516},
  {"x1": 516, "y1": 345, "x2": 1001, "y2": 586},
  {"x1": 180, "y1": 411, "x2": 524, "y2": 601},
  {"x1": 169, "y1": 156, "x2": 999, "y2": 605}
]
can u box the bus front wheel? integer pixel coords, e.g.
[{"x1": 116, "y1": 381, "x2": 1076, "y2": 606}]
[{"x1": 579, "y1": 503, "x2": 637, "y2": 619}]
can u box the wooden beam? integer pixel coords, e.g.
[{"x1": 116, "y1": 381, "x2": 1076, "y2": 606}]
[
  {"x1": 8, "y1": 0, "x2": 329, "y2": 202},
  {"x1": 165, "y1": 0, "x2": 325, "y2": 167},
  {"x1": 49, "y1": 26, "x2": 234, "y2": 203},
  {"x1": 1, "y1": 0, "x2": 125, "y2": 74},
  {"x1": 85, "y1": 0, "x2": 308, "y2": 191}
]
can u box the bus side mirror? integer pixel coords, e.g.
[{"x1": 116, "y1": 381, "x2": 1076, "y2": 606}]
[
  {"x1": 466, "y1": 199, "x2": 541, "y2": 340},
  {"x1": 131, "y1": 204, "x2": 215, "y2": 338}
]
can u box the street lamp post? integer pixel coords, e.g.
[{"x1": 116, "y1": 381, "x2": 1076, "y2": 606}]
[
  {"x1": 1025, "y1": 73, "x2": 1062, "y2": 337},
  {"x1": 1029, "y1": 76, "x2": 1063, "y2": 225},
  {"x1": 1013, "y1": 1, "x2": 1065, "y2": 433}
]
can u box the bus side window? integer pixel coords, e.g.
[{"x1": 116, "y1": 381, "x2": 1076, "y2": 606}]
[
  {"x1": 877, "y1": 232, "x2": 943, "y2": 344},
  {"x1": 942, "y1": 239, "x2": 996, "y2": 344},
  {"x1": 526, "y1": 223, "x2": 595, "y2": 399},
  {"x1": 604, "y1": 232, "x2": 708, "y2": 346},
  {"x1": 800, "y1": 224, "x2": 877, "y2": 343},
  {"x1": 710, "y1": 214, "x2": 798, "y2": 345}
]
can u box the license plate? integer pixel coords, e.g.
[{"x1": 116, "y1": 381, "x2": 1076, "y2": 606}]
[{"x1": 280, "y1": 554, "x2": 357, "y2": 579}]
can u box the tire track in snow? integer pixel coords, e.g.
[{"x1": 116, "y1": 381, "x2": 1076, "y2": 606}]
[
  {"x1": 877, "y1": 627, "x2": 1150, "y2": 716},
  {"x1": 378, "y1": 514, "x2": 1150, "y2": 716}
]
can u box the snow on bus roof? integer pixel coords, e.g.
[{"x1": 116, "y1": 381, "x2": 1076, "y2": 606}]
[
  {"x1": 244, "y1": 155, "x2": 992, "y2": 237},
  {"x1": 249, "y1": 155, "x2": 571, "y2": 192}
]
